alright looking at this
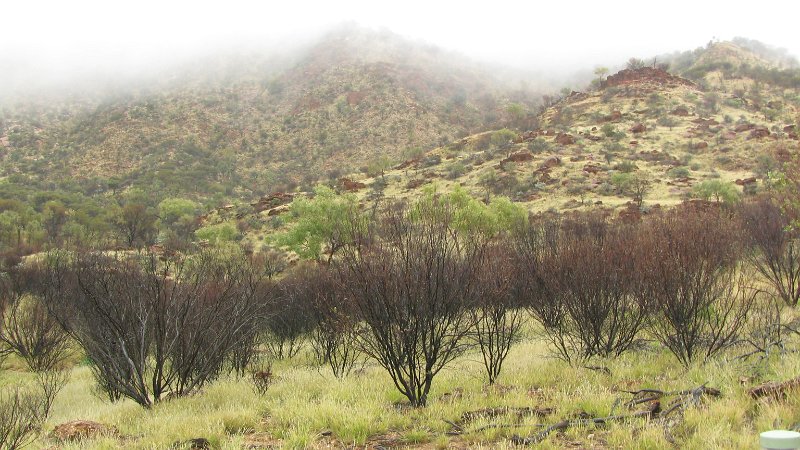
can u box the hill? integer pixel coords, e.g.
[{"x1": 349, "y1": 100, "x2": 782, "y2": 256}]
[
  {"x1": 207, "y1": 39, "x2": 800, "y2": 251},
  {"x1": 0, "y1": 25, "x2": 541, "y2": 203}
]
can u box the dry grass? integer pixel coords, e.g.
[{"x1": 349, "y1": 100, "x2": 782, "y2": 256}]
[{"x1": 3, "y1": 310, "x2": 800, "y2": 449}]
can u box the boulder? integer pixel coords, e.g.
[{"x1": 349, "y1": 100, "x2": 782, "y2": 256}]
[
  {"x1": 735, "y1": 177, "x2": 757, "y2": 186},
  {"x1": 267, "y1": 205, "x2": 290, "y2": 216},
  {"x1": 693, "y1": 141, "x2": 709, "y2": 150},
  {"x1": 784, "y1": 124, "x2": 796, "y2": 133},
  {"x1": 630, "y1": 123, "x2": 646, "y2": 133},
  {"x1": 252, "y1": 192, "x2": 294, "y2": 213},
  {"x1": 538, "y1": 156, "x2": 561, "y2": 171},
  {"x1": 338, "y1": 177, "x2": 366, "y2": 192},
  {"x1": 735, "y1": 123, "x2": 756, "y2": 133},
  {"x1": 554, "y1": 133, "x2": 575, "y2": 145},
  {"x1": 602, "y1": 110, "x2": 623, "y2": 122},
  {"x1": 501, "y1": 151, "x2": 534, "y2": 164},
  {"x1": 671, "y1": 106, "x2": 690, "y2": 116},
  {"x1": 51, "y1": 421, "x2": 118, "y2": 442},
  {"x1": 748, "y1": 128, "x2": 771, "y2": 140},
  {"x1": 583, "y1": 164, "x2": 603, "y2": 174}
]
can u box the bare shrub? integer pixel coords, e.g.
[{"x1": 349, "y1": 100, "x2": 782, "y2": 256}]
[
  {"x1": 337, "y1": 199, "x2": 484, "y2": 407},
  {"x1": 266, "y1": 270, "x2": 317, "y2": 359},
  {"x1": 640, "y1": 210, "x2": 755, "y2": 366},
  {"x1": 739, "y1": 197, "x2": 800, "y2": 307},
  {"x1": 739, "y1": 293, "x2": 785, "y2": 361},
  {"x1": 305, "y1": 266, "x2": 363, "y2": 378},
  {"x1": 514, "y1": 215, "x2": 648, "y2": 362},
  {"x1": 0, "y1": 370, "x2": 66, "y2": 449},
  {"x1": 473, "y1": 242, "x2": 524, "y2": 384},
  {"x1": 249, "y1": 361, "x2": 274, "y2": 395},
  {"x1": 42, "y1": 250, "x2": 267, "y2": 407},
  {"x1": 0, "y1": 266, "x2": 71, "y2": 372}
]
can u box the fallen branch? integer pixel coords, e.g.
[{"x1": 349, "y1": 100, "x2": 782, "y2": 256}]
[
  {"x1": 748, "y1": 377, "x2": 800, "y2": 400},
  {"x1": 445, "y1": 406, "x2": 554, "y2": 435},
  {"x1": 511, "y1": 384, "x2": 720, "y2": 446}
]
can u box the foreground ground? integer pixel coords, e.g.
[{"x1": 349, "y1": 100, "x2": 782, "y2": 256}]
[{"x1": 5, "y1": 317, "x2": 800, "y2": 449}]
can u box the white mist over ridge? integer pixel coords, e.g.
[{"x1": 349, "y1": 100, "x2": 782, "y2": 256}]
[{"x1": 2, "y1": 0, "x2": 798, "y2": 95}]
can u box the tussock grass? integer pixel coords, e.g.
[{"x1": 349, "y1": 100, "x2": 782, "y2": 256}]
[{"x1": 4, "y1": 314, "x2": 800, "y2": 448}]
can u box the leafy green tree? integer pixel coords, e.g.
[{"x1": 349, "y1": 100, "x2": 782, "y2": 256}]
[
  {"x1": 504, "y1": 103, "x2": 526, "y2": 129},
  {"x1": 158, "y1": 198, "x2": 200, "y2": 241},
  {"x1": 276, "y1": 185, "x2": 361, "y2": 263},
  {"x1": 366, "y1": 156, "x2": 393, "y2": 181},
  {"x1": 42, "y1": 201, "x2": 68, "y2": 245},
  {"x1": 417, "y1": 185, "x2": 525, "y2": 238},
  {"x1": 115, "y1": 203, "x2": 157, "y2": 248},
  {"x1": 611, "y1": 172, "x2": 652, "y2": 207},
  {"x1": 491, "y1": 129, "x2": 518, "y2": 151},
  {"x1": 692, "y1": 180, "x2": 740, "y2": 204},
  {"x1": 592, "y1": 66, "x2": 609, "y2": 88},
  {"x1": 194, "y1": 222, "x2": 240, "y2": 245}
]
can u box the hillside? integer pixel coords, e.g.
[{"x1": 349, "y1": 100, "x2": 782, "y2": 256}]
[
  {"x1": 0, "y1": 26, "x2": 541, "y2": 203},
  {"x1": 204, "y1": 40, "x2": 800, "y2": 250}
]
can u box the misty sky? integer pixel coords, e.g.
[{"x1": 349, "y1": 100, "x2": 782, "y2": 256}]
[{"x1": 2, "y1": 0, "x2": 799, "y2": 83}]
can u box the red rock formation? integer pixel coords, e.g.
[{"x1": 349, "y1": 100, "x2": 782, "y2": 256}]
[
  {"x1": 602, "y1": 67, "x2": 695, "y2": 89},
  {"x1": 555, "y1": 133, "x2": 575, "y2": 145}
]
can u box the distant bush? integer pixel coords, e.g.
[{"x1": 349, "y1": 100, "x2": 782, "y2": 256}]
[
  {"x1": 195, "y1": 222, "x2": 240, "y2": 244},
  {"x1": 527, "y1": 138, "x2": 550, "y2": 153},
  {"x1": 446, "y1": 162, "x2": 467, "y2": 179},
  {"x1": 667, "y1": 167, "x2": 690, "y2": 179}
]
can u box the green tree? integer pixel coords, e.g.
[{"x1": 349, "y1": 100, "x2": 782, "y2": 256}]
[
  {"x1": 158, "y1": 198, "x2": 200, "y2": 241},
  {"x1": 692, "y1": 180, "x2": 740, "y2": 204},
  {"x1": 611, "y1": 172, "x2": 652, "y2": 207},
  {"x1": 366, "y1": 156, "x2": 393, "y2": 181},
  {"x1": 276, "y1": 185, "x2": 362, "y2": 263},
  {"x1": 115, "y1": 203, "x2": 157, "y2": 248},
  {"x1": 42, "y1": 201, "x2": 68, "y2": 245},
  {"x1": 504, "y1": 103, "x2": 526, "y2": 129},
  {"x1": 592, "y1": 66, "x2": 609, "y2": 89},
  {"x1": 194, "y1": 222, "x2": 240, "y2": 245}
]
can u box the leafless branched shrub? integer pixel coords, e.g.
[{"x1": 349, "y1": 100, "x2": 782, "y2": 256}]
[
  {"x1": 472, "y1": 242, "x2": 524, "y2": 384},
  {"x1": 514, "y1": 215, "x2": 648, "y2": 362},
  {"x1": 249, "y1": 360, "x2": 274, "y2": 396},
  {"x1": 303, "y1": 266, "x2": 363, "y2": 378},
  {"x1": 738, "y1": 293, "x2": 785, "y2": 362},
  {"x1": 640, "y1": 210, "x2": 755, "y2": 366},
  {"x1": 0, "y1": 266, "x2": 71, "y2": 372},
  {"x1": 42, "y1": 250, "x2": 267, "y2": 408},
  {"x1": 265, "y1": 270, "x2": 316, "y2": 359},
  {"x1": 0, "y1": 370, "x2": 66, "y2": 450},
  {"x1": 739, "y1": 197, "x2": 800, "y2": 307},
  {"x1": 337, "y1": 199, "x2": 485, "y2": 407}
]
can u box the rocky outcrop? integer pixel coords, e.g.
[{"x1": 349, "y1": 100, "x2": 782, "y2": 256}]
[
  {"x1": 748, "y1": 128, "x2": 771, "y2": 140},
  {"x1": 602, "y1": 67, "x2": 695, "y2": 89},
  {"x1": 555, "y1": 133, "x2": 575, "y2": 145},
  {"x1": 252, "y1": 192, "x2": 294, "y2": 213},
  {"x1": 338, "y1": 177, "x2": 366, "y2": 192},
  {"x1": 671, "y1": 106, "x2": 690, "y2": 116},
  {"x1": 501, "y1": 151, "x2": 534, "y2": 164},
  {"x1": 630, "y1": 123, "x2": 647, "y2": 134},
  {"x1": 538, "y1": 156, "x2": 561, "y2": 171}
]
